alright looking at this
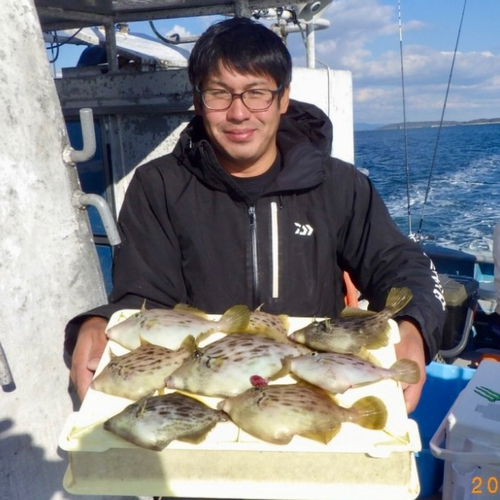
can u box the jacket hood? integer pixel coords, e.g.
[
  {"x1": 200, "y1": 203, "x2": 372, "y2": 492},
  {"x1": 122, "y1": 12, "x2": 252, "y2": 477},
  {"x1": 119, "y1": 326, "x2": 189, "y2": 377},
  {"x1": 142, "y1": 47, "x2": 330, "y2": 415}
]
[{"x1": 173, "y1": 99, "x2": 332, "y2": 193}]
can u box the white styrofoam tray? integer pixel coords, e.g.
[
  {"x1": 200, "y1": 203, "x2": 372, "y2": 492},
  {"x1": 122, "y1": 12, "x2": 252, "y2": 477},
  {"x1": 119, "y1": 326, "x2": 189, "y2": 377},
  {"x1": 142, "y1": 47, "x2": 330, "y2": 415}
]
[{"x1": 60, "y1": 311, "x2": 421, "y2": 458}]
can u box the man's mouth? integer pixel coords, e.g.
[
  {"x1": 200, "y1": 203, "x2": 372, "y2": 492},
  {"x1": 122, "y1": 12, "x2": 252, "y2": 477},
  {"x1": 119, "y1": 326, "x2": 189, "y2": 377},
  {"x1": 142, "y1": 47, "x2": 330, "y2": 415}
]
[{"x1": 224, "y1": 129, "x2": 256, "y2": 142}]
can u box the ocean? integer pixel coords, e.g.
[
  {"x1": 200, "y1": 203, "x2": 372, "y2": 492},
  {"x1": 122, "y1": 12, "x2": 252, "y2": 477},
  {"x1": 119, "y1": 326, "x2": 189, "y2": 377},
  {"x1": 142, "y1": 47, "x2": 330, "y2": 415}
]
[{"x1": 354, "y1": 123, "x2": 500, "y2": 254}]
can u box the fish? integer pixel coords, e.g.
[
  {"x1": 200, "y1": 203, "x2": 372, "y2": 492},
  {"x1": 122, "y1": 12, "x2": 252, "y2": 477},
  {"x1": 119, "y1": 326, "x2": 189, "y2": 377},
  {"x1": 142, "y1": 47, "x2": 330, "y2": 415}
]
[
  {"x1": 218, "y1": 383, "x2": 388, "y2": 445},
  {"x1": 288, "y1": 352, "x2": 421, "y2": 394},
  {"x1": 244, "y1": 305, "x2": 290, "y2": 342},
  {"x1": 106, "y1": 303, "x2": 251, "y2": 350},
  {"x1": 165, "y1": 333, "x2": 311, "y2": 398},
  {"x1": 288, "y1": 286, "x2": 413, "y2": 354},
  {"x1": 90, "y1": 336, "x2": 197, "y2": 400},
  {"x1": 103, "y1": 392, "x2": 228, "y2": 451}
]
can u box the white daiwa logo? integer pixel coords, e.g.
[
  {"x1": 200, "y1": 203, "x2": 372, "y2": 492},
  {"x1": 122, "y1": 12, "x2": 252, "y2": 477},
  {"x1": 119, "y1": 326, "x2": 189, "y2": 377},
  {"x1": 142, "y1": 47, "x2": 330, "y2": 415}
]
[{"x1": 294, "y1": 222, "x2": 314, "y2": 236}]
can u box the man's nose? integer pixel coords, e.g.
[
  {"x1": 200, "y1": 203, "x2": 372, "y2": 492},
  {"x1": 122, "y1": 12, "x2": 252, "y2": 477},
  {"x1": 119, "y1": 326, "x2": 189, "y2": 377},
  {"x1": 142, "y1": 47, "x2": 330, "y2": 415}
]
[{"x1": 226, "y1": 95, "x2": 251, "y2": 119}]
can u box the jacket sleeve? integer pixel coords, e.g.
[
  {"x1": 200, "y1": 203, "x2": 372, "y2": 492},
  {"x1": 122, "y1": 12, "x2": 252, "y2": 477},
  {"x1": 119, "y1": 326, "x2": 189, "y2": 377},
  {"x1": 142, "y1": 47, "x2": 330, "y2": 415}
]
[
  {"x1": 335, "y1": 161, "x2": 446, "y2": 360},
  {"x1": 64, "y1": 160, "x2": 187, "y2": 355}
]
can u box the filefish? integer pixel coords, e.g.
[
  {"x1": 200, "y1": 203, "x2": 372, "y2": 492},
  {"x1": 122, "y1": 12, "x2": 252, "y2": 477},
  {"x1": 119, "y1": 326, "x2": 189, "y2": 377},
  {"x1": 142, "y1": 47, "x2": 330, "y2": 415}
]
[
  {"x1": 106, "y1": 303, "x2": 251, "y2": 350},
  {"x1": 288, "y1": 352, "x2": 421, "y2": 394},
  {"x1": 218, "y1": 383, "x2": 388, "y2": 445},
  {"x1": 289, "y1": 287, "x2": 413, "y2": 354},
  {"x1": 245, "y1": 305, "x2": 290, "y2": 342},
  {"x1": 165, "y1": 333, "x2": 311, "y2": 398},
  {"x1": 90, "y1": 336, "x2": 197, "y2": 400},
  {"x1": 103, "y1": 392, "x2": 227, "y2": 451}
]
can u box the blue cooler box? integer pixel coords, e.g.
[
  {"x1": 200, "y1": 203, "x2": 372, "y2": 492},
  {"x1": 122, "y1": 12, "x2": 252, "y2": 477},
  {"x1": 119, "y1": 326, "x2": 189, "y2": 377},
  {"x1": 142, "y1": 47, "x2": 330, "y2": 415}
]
[{"x1": 410, "y1": 362, "x2": 475, "y2": 497}]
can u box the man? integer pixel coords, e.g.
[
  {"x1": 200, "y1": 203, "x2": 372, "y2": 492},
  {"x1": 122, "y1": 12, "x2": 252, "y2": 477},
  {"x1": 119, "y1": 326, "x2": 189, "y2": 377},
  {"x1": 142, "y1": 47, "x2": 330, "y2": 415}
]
[{"x1": 66, "y1": 16, "x2": 445, "y2": 413}]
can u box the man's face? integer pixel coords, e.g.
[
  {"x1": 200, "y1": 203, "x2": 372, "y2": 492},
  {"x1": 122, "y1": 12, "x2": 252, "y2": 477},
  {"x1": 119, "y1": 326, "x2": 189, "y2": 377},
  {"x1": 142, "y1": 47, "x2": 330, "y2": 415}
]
[{"x1": 195, "y1": 64, "x2": 290, "y2": 176}]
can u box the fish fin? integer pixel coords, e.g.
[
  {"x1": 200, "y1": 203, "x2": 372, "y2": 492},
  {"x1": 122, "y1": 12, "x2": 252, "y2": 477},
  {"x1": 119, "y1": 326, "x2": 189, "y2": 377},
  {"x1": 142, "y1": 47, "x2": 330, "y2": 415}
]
[
  {"x1": 143, "y1": 318, "x2": 158, "y2": 330},
  {"x1": 173, "y1": 303, "x2": 209, "y2": 319},
  {"x1": 140, "y1": 299, "x2": 147, "y2": 313},
  {"x1": 390, "y1": 359, "x2": 421, "y2": 385},
  {"x1": 340, "y1": 307, "x2": 377, "y2": 318},
  {"x1": 179, "y1": 334, "x2": 198, "y2": 353},
  {"x1": 210, "y1": 357, "x2": 225, "y2": 368},
  {"x1": 277, "y1": 314, "x2": 290, "y2": 333},
  {"x1": 138, "y1": 336, "x2": 152, "y2": 347},
  {"x1": 178, "y1": 421, "x2": 219, "y2": 445},
  {"x1": 134, "y1": 395, "x2": 152, "y2": 418},
  {"x1": 270, "y1": 357, "x2": 292, "y2": 380},
  {"x1": 385, "y1": 287, "x2": 413, "y2": 315},
  {"x1": 255, "y1": 303, "x2": 265, "y2": 311},
  {"x1": 364, "y1": 321, "x2": 391, "y2": 350},
  {"x1": 351, "y1": 396, "x2": 388, "y2": 430},
  {"x1": 357, "y1": 348, "x2": 382, "y2": 366},
  {"x1": 219, "y1": 305, "x2": 251, "y2": 333},
  {"x1": 301, "y1": 425, "x2": 341, "y2": 444}
]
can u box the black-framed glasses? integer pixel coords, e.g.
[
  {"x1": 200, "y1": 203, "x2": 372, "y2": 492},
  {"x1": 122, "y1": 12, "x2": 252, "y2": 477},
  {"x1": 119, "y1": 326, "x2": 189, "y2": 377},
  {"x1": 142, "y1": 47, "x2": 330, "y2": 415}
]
[{"x1": 196, "y1": 85, "x2": 282, "y2": 111}]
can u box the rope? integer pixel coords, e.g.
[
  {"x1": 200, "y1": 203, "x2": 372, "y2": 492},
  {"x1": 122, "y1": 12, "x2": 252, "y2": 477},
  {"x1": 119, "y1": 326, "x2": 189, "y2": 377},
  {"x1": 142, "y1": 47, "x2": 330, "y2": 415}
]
[{"x1": 416, "y1": 0, "x2": 468, "y2": 237}]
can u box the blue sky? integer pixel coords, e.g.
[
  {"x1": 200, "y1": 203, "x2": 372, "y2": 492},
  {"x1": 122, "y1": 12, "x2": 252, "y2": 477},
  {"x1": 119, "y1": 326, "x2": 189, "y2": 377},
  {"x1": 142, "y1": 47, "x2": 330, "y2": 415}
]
[{"x1": 48, "y1": 0, "x2": 500, "y2": 125}]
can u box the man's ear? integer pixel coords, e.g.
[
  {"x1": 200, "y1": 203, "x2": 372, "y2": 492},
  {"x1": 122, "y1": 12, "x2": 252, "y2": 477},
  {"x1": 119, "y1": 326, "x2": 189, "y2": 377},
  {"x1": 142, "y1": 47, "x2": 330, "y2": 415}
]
[{"x1": 279, "y1": 86, "x2": 291, "y2": 115}]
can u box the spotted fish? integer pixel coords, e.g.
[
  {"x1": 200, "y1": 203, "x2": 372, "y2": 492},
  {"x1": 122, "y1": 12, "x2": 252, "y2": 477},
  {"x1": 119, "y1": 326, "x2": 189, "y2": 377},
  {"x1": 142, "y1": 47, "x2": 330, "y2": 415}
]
[
  {"x1": 218, "y1": 383, "x2": 388, "y2": 445},
  {"x1": 289, "y1": 287, "x2": 413, "y2": 354},
  {"x1": 244, "y1": 305, "x2": 290, "y2": 342},
  {"x1": 103, "y1": 392, "x2": 227, "y2": 451},
  {"x1": 106, "y1": 303, "x2": 251, "y2": 350},
  {"x1": 165, "y1": 333, "x2": 311, "y2": 398},
  {"x1": 288, "y1": 352, "x2": 421, "y2": 393},
  {"x1": 90, "y1": 336, "x2": 197, "y2": 400}
]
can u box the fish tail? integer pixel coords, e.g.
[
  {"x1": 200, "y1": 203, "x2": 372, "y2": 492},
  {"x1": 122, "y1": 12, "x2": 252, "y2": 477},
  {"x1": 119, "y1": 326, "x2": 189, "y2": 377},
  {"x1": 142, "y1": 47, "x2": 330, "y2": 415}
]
[
  {"x1": 269, "y1": 356, "x2": 293, "y2": 381},
  {"x1": 277, "y1": 314, "x2": 290, "y2": 332},
  {"x1": 352, "y1": 396, "x2": 388, "y2": 430},
  {"x1": 384, "y1": 287, "x2": 413, "y2": 316},
  {"x1": 220, "y1": 305, "x2": 251, "y2": 332},
  {"x1": 390, "y1": 359, "x2": 421, "y2": 385}
]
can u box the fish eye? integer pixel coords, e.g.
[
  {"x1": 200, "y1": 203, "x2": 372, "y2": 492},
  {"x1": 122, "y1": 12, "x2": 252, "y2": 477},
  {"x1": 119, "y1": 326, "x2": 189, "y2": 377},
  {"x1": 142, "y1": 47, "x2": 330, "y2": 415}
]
[
  {"x1": 193, "y1": 350, "x2": 203, "y2": 359},
  {"x1": 310, "y1": 352, "x2": 319, "y2": 357}
]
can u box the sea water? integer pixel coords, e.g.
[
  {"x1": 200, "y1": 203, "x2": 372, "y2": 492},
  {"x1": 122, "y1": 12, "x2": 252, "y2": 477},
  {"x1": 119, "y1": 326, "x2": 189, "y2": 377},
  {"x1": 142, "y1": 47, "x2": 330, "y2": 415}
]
[{"x1": 355, "y1": 123, "x2": 500, "y2": 253}]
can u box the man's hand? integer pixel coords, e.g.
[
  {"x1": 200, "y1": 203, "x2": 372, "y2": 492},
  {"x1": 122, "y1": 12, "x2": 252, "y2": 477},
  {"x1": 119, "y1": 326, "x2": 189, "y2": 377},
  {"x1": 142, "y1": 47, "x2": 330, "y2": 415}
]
[
  {"x1": 70, "y1": 316, "x2": 108, "y2": 402},
  {"x1": 395, "y1": 320, "x2": 427, "y2": 413}
]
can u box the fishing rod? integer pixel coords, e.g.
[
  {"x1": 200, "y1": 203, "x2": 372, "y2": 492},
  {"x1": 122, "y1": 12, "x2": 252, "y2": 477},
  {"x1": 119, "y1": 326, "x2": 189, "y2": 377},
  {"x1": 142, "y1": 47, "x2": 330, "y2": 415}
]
[
  {"x1": 415, "y1": 0, "x2": 468, "y2": 238},
  {"x1": 397, "y1": 0, "x2": 412, "y2": 237}
]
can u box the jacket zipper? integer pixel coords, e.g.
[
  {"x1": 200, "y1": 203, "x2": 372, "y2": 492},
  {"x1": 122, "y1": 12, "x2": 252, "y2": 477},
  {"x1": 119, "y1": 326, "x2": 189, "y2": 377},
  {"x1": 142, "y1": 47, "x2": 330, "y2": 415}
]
[
  {"x1": 248, "y1": 205, "x2": 260, "y2": 305},
  {"x1": 270, "y1": 201, "x2": 279, "y2": 298}
]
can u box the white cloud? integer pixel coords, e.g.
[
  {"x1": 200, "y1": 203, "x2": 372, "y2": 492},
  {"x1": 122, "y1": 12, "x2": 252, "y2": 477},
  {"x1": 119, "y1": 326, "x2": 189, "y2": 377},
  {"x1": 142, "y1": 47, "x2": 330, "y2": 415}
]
[{"x1": 288, "y1": 0, "x2": 500, "y2": 124}]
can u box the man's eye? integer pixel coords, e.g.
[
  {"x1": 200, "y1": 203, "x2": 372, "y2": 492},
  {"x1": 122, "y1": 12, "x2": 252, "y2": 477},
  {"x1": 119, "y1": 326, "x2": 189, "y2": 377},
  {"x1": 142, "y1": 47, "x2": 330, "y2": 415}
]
[
  {"x1": 208, "y1": 90, "x2": 229, "y2": 98},
  {"x1": 247, "y1": 90, "x2": 267, "y2": 98}
]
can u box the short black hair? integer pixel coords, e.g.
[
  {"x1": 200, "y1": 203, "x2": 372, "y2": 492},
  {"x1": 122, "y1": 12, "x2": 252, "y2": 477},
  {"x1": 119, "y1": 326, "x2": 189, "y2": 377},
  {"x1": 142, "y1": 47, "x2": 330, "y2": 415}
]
[{"x1": 188, "y1": 17, "x2": 292, "y2": 91}]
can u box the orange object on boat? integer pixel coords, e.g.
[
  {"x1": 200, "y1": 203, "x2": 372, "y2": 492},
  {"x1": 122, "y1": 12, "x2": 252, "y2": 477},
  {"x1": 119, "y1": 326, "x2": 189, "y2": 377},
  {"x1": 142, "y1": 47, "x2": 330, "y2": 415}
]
[{"x1": 343, "y1": 271, "x2": 359, "y2": 307}]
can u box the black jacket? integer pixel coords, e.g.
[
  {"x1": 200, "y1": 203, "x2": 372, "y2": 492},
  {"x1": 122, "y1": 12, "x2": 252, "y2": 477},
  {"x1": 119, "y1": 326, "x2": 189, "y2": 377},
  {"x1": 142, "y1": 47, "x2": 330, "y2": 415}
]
[{"x1": 65, "y1": 100, "x2": 445, "y2": 358}]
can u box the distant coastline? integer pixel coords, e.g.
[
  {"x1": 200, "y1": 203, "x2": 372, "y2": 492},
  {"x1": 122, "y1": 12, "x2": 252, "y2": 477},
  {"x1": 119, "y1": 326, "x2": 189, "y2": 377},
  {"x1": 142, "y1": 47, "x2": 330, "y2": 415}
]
[{"x1": 357, "y1": 117, "x2": 500, "y2": 132}]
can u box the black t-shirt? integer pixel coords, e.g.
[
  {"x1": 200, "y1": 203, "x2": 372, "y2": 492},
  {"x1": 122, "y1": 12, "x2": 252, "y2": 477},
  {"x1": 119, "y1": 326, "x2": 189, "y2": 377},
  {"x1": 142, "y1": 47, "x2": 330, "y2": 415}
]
[{"x1": 231, "y1": 152, "x2": 282, "y2": 204}]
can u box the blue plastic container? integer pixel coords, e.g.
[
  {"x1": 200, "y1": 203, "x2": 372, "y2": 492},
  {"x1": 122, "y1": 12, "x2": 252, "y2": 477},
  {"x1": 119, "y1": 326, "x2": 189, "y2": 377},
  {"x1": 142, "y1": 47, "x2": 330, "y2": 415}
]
[{"x1": 409, "y1": 362, "x2": 475, "y2": 498}]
